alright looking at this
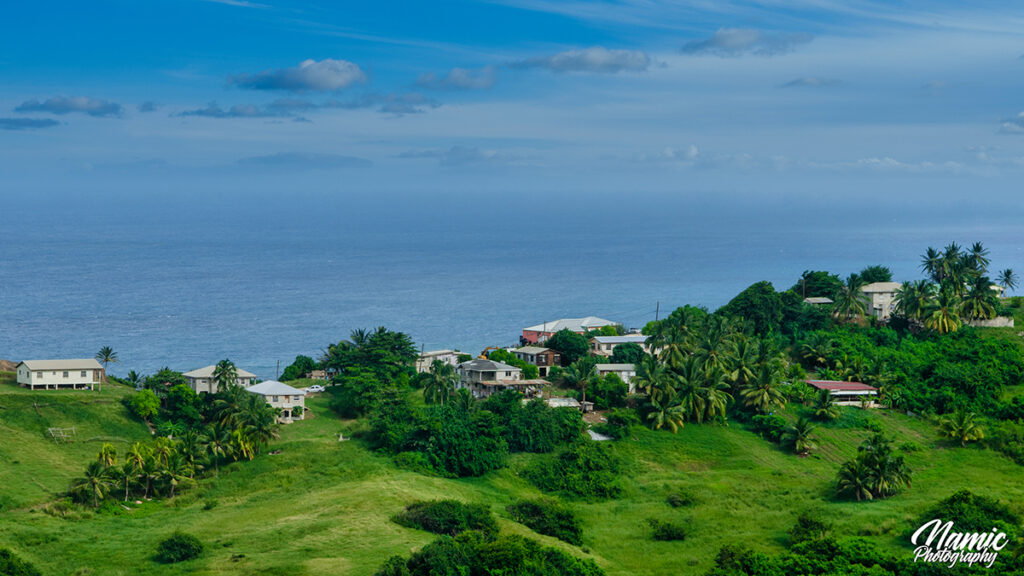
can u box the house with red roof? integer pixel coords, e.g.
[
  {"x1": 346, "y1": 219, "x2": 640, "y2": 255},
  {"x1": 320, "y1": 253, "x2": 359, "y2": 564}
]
[{"x1": 806, "y1": 380, "x2": 878, "y2": 407}]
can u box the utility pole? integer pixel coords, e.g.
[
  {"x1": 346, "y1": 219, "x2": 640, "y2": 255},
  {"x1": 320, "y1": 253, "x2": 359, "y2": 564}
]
[
  {"x1": 655, "y1": 301, "x2": 660, "y2": 322},
  {"x1": 276, "y1": 360, "x2": 280, "y2": 380}
]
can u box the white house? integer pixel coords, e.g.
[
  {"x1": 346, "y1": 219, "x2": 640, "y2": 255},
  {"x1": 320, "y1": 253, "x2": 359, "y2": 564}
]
[
  {"x1": 595, "y1": 363, "x2": 637, "y2": 390},
  {"x1": 591, "y1": 334, "x2": 652, "y2": 357},
  {"x1": 862, "y1": 282, "x2": 902, "y2": 320},
  {"x1": 806, "y1": 380, "x2": 878, "y2": 407},
  {"x1": 16, "y1": 359, "x2": 104, "y2": 390},
  {"x1": 183, "y1": 365, "x2": 257, "y2": 394},
  {"x1": 245, "y1": 380, "x2": 306, "y2": 421},
  {"x1": 415, "y1": 350, "x2": 461, "y2": 373},
  {"x1": 456, "y1": 358, "x2": 544, "y2": 398}
]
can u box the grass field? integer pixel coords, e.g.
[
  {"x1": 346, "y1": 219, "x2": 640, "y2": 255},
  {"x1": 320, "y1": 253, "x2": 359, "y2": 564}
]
[{"x1": 1, "y1": 372, "x2": 1022, "y2": 575}]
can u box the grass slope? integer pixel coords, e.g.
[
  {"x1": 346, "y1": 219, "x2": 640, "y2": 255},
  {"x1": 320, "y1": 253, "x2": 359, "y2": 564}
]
[{"x1": 0, "y1": 380, "x2": 1022, "y2": 575}]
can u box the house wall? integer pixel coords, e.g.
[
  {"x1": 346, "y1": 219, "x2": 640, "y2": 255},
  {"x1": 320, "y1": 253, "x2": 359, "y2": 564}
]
[
  {"x1": 188, "y1": 376, "x2": 256, "y2": 394},
  {"x1": 415, "y1": 353, "x2": 460, "y2": 373},
  {"x1": 18, "y1": 365, "x2": 102, "y2": 389},
  {"x1": 260, "y1": 393, "x2": 305, "y2": 420},
  {"x1": 867, "y1": 292, "x2": 897, "y2": 319}
]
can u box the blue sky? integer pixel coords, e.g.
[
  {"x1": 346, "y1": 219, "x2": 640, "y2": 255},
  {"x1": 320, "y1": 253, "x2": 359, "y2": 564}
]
[{"x1": 4, "y1": 0, "x2": 1024, "y2": 201}]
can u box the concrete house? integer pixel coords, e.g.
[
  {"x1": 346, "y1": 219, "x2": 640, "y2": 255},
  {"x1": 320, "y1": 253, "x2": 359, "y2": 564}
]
[
  {"x1": 862, "y1": 282, "x2": 902, "y2": 320},
  {"x1": 521, "y1": 316, "x2": 617, "y2": 344},
  {"x1": 415, "y1": 350, "x2": 461, "y2": 373},
  {"x1": 511, "y1": 346, "x2": 561, "y2": 376},
  {"x1": 245, "y1": 380, "x2": 306, "y2": 421},
  {"x1": 591, "y1": 334, "x2": 651, "y2": 357},
  {"x1": 184, "y1": 365, "x2": 257, "y2": 394},
  {"x1": 457, "y1": 358, "x2": 544, "y2": 398},
  {"x1": 806, "y1": 380, "x2": 878, "y2": 406},
  {"x1": 16, "y1": 359, "x2": 104, "y2": 390}
]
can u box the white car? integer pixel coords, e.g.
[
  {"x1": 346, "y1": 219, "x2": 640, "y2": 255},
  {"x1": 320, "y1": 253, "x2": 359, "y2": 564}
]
[{"x1": 306, "y1": 384, "x2": 326, "y2": 393}]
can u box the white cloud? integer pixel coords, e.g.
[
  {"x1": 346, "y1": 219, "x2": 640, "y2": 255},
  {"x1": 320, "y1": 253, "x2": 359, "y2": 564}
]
[
  {"x1": 511, "y1": 47, "x2": 651, "y2": 73},
  {"x1": 229, "y1": 59, "x2": 367, "y2": 92},
  {"x1": 682, "y1": 28, "x2": 813, "y2": 57},
  {"x1": 15, "y1": 96, "x2": 123, "y2": 117}
]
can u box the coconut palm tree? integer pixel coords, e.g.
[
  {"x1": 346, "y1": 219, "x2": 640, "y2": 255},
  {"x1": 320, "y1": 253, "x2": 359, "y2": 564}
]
[
  {"x1": 203, "y1": 423, "x2": 231, "y2": 475},
  {"x1": 700, "y1": 365, "x2": 733, "y2": 423},
  {"x1": 961, "y1": 276, "x2": 998, "y2": 321},
  {"x1": 997, "y1": 269, "x2": 1018, "y2": 294},
  {"x1": 924, "y1": 287, "x2": 962, "y2": 334},
  {"x1": 452, "y1": 388, "x2": 476, "y2": 412},
  {"x1": 651, "y1": 319, "x2": 690, "y2": 369},
  {"x1": 674, "y1": 357, "x2": 706, "y2": 422},
  {"x1": 740, "y1": 363, "x2": 785, "y2": 414},
  {"x1": 812, "y1": 389, "x2": 840, "y2": 421},
  {"x1": 894, "y1": 280, "x2": 936, "y2": 322},
  {"x1": 424, "y1": 359, "x2": 458, "y2": 405},
  {"x1": 646, "y1": 392, "x2": 686, "y2": 433},
  {"x1": 94, "y1": 346, "x2": 118, "y2": 391},
  {"x1": 161, "y1": 452, "x2": 194, "y2": 498},
  {"x1": 139, "y1": 453, "x2": 161, "y2": 499},
  {"x1": 966, "y1": 242, "x2": 990, "y2": 275},
  {"x1": 832, "y1": 275, "x2": 868, "y2": 322},
  {"x1": 349, "y1": 328, "x2": 370, "y2": 348},
  {"x1": 727, "y1": 337, "x2": 759, "y2": 394},
  {"x1": 230, "y1": 428, "x2": 255, "y2": 461},
  {"x1": 782, "y1": 417, "x2": 817, "y2": 455},
  {"x1": 798, "y1": 333, "x2": 834, "y2": 368},
  {"x1": 836, "y1": 458, "x2": 874, "y2": 501},
  {"x1": 212, "y1": 359, "x2": 238, "y2": 390},
  {"x1": 562, "y1": 359, "x2": 598, "y2": 412},
  {"x1": 70, "y1": 461, "x2": 116, "y2": 508},
  {"x1": 693, "y1": 317, "x2": 733, "y2": 372},
  {"x1": 631, "y1": 355, "x2": 666, "y2": 398},
  {"x1": 939, "y1": 410, "x2": 985, "y2": 447}
]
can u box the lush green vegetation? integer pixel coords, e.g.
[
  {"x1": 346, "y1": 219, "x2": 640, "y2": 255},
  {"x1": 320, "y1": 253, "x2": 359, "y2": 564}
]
[
  {"x1": 0, "y1": 548, "x2": 42, "y2": 576},
  {"x1": 393, "y1": 500, "x2": 498, "y2": 537},
  {"x1": 507, "y1": 498, "x2": 584, "y2": 546},
  {"x1": 155, "y1": 531, "x2": 204, "y2": 563}
]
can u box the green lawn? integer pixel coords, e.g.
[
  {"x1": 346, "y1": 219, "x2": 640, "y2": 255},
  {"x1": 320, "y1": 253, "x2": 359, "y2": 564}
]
[{"x1": 1, "y1": 381, "x2": 1022, "y2": 575}]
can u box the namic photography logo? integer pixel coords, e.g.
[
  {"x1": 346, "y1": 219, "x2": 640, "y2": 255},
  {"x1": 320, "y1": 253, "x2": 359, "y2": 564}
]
[{"x1": 911, "y1": 519, "x2": 1010, "y2": 569}]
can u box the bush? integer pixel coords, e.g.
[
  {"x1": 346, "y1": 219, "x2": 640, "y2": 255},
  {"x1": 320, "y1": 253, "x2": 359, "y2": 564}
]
[
  {"x1": 788, "y1": 513, "x2": 831, "y2": 544},
  {"x1": 507, "y1": 498, "x2": 583, "y2": 546},
  {"x1": 647, "y1": 519, "x2": 686, "y2": 541},
  {"x1": 750, "y1": 414, "x2": 787, "y2": 442},
  {"x1": 0, "y1": 549, "x2": 42, "y2": 576},
  {"x1": 393, "y1": 500, "x2": 498, "y2": 537},
  {"x1": 327, "y1": 371, "x2": 388, "y2": 418},
  {"x1": 666, "y1": 491, "x2": 695, "y2": 508},
  {"x1": 523, "y1": 441, "x2": 622, "y2": 500},
  {"x1": 155, "y1": 531, "x2": 204, "y2": 563},
  {"x1": 593, "y1": 408, "x2": 638, "y2": 440},
  {"x1": 587, "y1": 374, "x2": 628, "y2": 410},
  {"x1": 919, "y1": 490, "x2": 1020, "y2": 537}
]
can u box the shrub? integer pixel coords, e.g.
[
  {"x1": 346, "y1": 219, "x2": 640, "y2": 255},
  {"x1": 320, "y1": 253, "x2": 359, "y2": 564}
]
[
  {"x1": 788, "y1": 512, "x2": 831, "y2": 544},
  {"x1": 593, "y1": 408, "x2": 638, "y2": 440},
  {"x1": 523, "y1": 441, "x2": 622, "y2": 500},
  {"x1": 750, "y1": 414, "x2": 786, "y2": 442},
  {"x1": 155, "y1": 531, "x2": 204, "y2": 563},
  {"x1": 919, "y1": 490, "x2": 1020, "y2": 537},
  {"x1": 202, "y1": 499, "x2": 218, "y2": 511},
  {"x1": 393, "y1": 500, "x2": 497, "y2": 537},
  {"x1": 647, "y1": 519, "x2": 686, "y2": 541},
  {"x1": 507, "y1": 498, "x2": 583, "y2": 546},
  {"x1": 666, "y1": 491, "x2": 695, "y2": 508},
  {"x1": 0, "y1": 549, "x2": 42, "y2": 576}
]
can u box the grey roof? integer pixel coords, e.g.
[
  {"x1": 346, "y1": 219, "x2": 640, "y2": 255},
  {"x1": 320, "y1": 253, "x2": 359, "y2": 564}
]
[
  {"x1": 19, "y1": 359, "x2": 103, "y2": 371},
  {"x1": 595, "y1": 363, "x2": 636, "y2": 371},
  {"x1": 524, "y1": 316, "x2": 617, "y2": 333},
  {"x1": 803, "y1": 297, "x2": 834, "y2": 304},
  {"x1": 861, "y1": 282, "x2": 902, "y2": 293},
  {"x1": 513, "y1": 346, "x2": 552, "y2": 355},
  {"x1": 591, "y1": 335, "x2": 648, "y2": 344},
  {"x1": 245, "y1": 380, "x2": 305, "y2": 396},
  {"x1": 458, "y1": 358, "x2": 520, "y2": 372},
  {"x1": 420, "y1": 349, "x2": 458, "y2": 357},
  {"x1": 183, "y1": 365, "x2": 257, "y2": 379}
]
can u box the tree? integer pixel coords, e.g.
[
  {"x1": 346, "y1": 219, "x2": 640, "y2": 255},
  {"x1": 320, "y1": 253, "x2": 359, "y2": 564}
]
[
  {"x1": 124, "y1": 443, "x2": 148, "y2": 500},
  {"x1": 95, "y1": 346, "x2": 118, "y2": 390},
  {"x1": 812, "y1": 389, "x2": 840, "y2": 421},
  {"x1": 647, "y1": 392, "x2": 686, "y2": 433},
  {"x1": 203, "y1": 423, "x2": 231, "y2": 475},
  {"x1": 921, "y1": 246, "x2": 944, "y2": 283},
  {"x1": 894, "y1": 280, "x2": 937, "y2": 322},
  {"x1": 562, "y1": 358, "x2": 598, "y2": 411},
  {"x1": 998, "y1": 269, "x2": 1018, "y2": 294},
  {"x1": 212, "y1": 359, "x2": 238, "y2": 390},
  {"x1": 128, "y1": 389, "x2": 160, "y2": 421},
  {"x1": 70, "y1": 461, "x2": 115, "y2": 508},
  {"x1": 832, "y1": 275, "x2": 868, "y2": 321},
  {"x1": 781, "y1": 417, "x2": 817, "y2": 455},
  {"x1": 544, "y1": 329, "x2": 591, "y2": 366},
  {"x1": 125, "y1": 370, "x2": 143, "y2": 388},
  {"x1": 609, "y1": 342, "x2": 645, "y2": 364},
  {"x1": 674, "y1": 358, "x2": 706, "y2": 423},
  {"x1": 699, "y1": 366, "x2": 732, "y2": 423},
  {"x1": 740, "y1": 363, "x2": 785, "y2": 414},
  {"x1": 939, "y1": 410, "x2": 985, "y2": 447},
  {"x1": 280, "y1": 355, "x2": 316, "y2": 381},
  {"x1": 858, "y1": 265, "x2": 893, "y2": 284},
  {"x1": 97, "y1": 443, "x2": 117, "y2": 467},
  {"x1": 161, "y1": 452, "x2": 194, "y2": 498},
  {"x1": 423, "y1": 359, "x2": 457, "y2": 405},
  {"x1": 792, "y1": 270, "x2": 844, "y2": 299},
  {"x1": 924, "y1": 286, "x2": 962, "y2": 334},
  {"x1": 727, "y1": 336, "x2": 759, "y2": 394},
  {"x1": 716, "y1": 281, "x2": 783, "y2": 336},
  {"x1": 961, "y1": 276, "x2": 998, "y2": 320},
  {"x1": 631, "y1": 356, "x2": 673, "y2": 400},
  {"x1": 836, "y1": 457, "x2": 874, "y2": 501}
]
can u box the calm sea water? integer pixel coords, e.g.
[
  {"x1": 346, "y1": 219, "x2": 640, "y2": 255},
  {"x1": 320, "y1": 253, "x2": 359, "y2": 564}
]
[{"x1": 2, "y1": 190, "x2": 1022, "y2": 379}]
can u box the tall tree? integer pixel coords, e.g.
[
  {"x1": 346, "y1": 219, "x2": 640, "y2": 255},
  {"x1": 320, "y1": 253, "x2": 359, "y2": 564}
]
[
  {"x1": 213, "y1": 359, "x2": 238, "y2": 391},
  {"x1": 939, "y1": 410, "x2": 985, "y2": 447},
  {"x1": 832, "y1": 275, "x2": 868, "y2": 322},
  {"x1": 961, "y1": 276, "x2": 998, "y2": 320},
  {"x1": 562, "y1": 358, "x2": 598, "y2": 412},
  {"x1": 924, "y1": 287, "x2": 962, "y2": 334},
  {"x1": 424, "y1": 359, "x2": 458, "y2": 405},
  {"x1": 70, "y1": 461, "x2": 115, "y2": 508},
  {"x1": 858, "y1": 265, "x2": 893, "y2": 284},
  {"x1": 782, "y1": 417, "x2": 817, "y2": 455},
  {"x1": 997, "y1": 269, "x2": 1018, "y2": 294},
  {"x1": 894, "y1": 280, "x2": 937, "y2": 322},
  {"x1": 95, "y1": 346, "x2": 118, "y2": 391},
  {"x1": 740, "y1": 363, "x2": 785, "y2": 414}
]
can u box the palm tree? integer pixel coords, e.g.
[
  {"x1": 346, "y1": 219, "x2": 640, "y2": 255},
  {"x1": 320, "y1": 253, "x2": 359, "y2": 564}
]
[
  {"x1": 924, "y1": 287, "x2": 962, "y2": 334},
  {"x1": 812, "y1": 389, "x2": 840, "y2": 421},
  {"x1": 230, "y1": 428, "x2": 255, "y2": 461},
  {"x1": 921, "y1": 247, "x2": 943, "y2": 283},
  {"x1": 966, "y1": 242, "x2": 990, "y2": 275},
  {"x1": 139, "y1": 453, "x2": 161, "y2": 499},
  {"x1": 161, "y1": 452, "x2": 194, "y2": 498},
  {"x1": 646, "y1": 392, "x2": 686, "y2": 433},
  {"x1": 961, "y1": 276, "x2": 998, "y2": 321},
  {"x1": 631, "y1": 356, "x2": 665, "y2": 397},
  {"x1": 693, "y1": 317, "x2": 733, "y2": 372},
  {"x1": 562, "y1": 359, "x2": 598, "y2": 413},
  {"x1": 798, "y1": 333, "x2": 834, "y2": 368},
  {"x1": 349, "y1": 328, "x2": 371, "y2": 348},
  {"x1": 178, "y1": 429, "x2": 207, "y2": 477},
  {"x1": 95, "y1": 346, "x2": 118, "y2": 391},
  {"x1": 782, "y1": 417, "x2": 817, "y2": 455},
  {"x1": 727, "y1": 337, "x2": 759, "y2": 394},
  {"x1": 124, "y1": 443, "x2": 148, "y2": 499},
  {"x1": 70, "y1": 461, "x2": 115, "y2": 508},
  {"x1": 740, "y1": 363, "x2": 785, "y2": 414},
  {"x1": 152, "y1": 437, "x2": 176, "y2": 466},
  {"x1": 832, "y1": 275, "x2": 868, "y2": 322},
  {"x1": 213, "y1": 359, "x2": 238, "y2": 391},
  {"x1": 700, "y1": 365, "x2": 733, "y2": 423},
  {"x1": 125, "y1": 370, "x2": 143, "y2": 388},
  {"x1": 424, "y1": 359, "x2": 458, "y2": 405},
  {"x1": 97, "y1": 443, "x2": 117, "y2": 467},
  {"x1": 674, "y1": 357, "x2": 706, "y2": 422},
  {"x1": 836, "y1": 458, "x2": 874, "y2": 501},
  {"x1": 998, "y1": 269, "x2": 1018, "y2": 294},
  {"x1": 203, "y1": 423, "x2": 231, "y2": 475},
  {"x1": 452, "y1": 388, "x2": 476, "y2": 412},
  {"x1": 894, "y1": 280, "x2": 937, "y2": 322},
  {"x1": 939, "y1": 410, "x2": 985, "y2": 447}
]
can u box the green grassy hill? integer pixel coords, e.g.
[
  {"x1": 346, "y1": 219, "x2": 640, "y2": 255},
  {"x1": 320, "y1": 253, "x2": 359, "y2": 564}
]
[{"x1": 0, "y1": 373, "x2": 1022, "y2": 575}]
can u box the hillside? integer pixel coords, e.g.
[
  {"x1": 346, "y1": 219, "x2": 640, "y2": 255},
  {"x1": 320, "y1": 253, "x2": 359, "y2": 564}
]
[{"x1": 0, "y1": 377, "x2": 1022, "y2": 575}]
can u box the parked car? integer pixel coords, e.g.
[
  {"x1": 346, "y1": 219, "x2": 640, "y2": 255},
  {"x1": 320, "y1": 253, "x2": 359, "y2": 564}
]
[{"x1": 306, "y1": 384, "x2": 325, "y2": 393}]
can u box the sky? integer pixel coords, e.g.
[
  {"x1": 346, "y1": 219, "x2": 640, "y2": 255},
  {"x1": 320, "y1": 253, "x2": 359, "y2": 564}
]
[{"x1": 3, "y1": 0, "x2": 1024, "y2": 204}]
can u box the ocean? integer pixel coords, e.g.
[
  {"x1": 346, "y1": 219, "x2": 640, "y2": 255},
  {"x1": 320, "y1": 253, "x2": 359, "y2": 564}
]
[{"x1": 2, "y1": 189, "x2": 1022, "y2": 379}]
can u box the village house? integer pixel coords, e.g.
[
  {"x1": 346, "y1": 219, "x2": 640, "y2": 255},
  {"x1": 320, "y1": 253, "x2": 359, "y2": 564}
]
[
  {"x1": 806, "y1": 380, "x2": 878, "y2": 406},
  {"x1": 245, "y1": 380, "x2": 306, "y2": 422},
  {"x1": 16, "y1": 359, "x2": 104, "y2": 390},
  {"x1": 521, "y1": 316, "x2": 618, "y2": 344},
  {"x1": 595, "y1": 363, "x2": 637, "y2": 390},
  {"x1": 415, "y1": 349, "x2": 461, "y2": 373},
  {"x1": 183, "y1": 365, "x2": 257, "y2": 394},
  {"x1": 591, "y1": 334, "x2": 652, "y2": 357},
  {"x1": 456, "y1": 358, "x2": 544, "y2": 398},
  {"x1": 861, "y1": 282, "x2": 902, "y2": 320},
  {"x1": 511, "y1": 346, "x2": 561, "y2": 376}
]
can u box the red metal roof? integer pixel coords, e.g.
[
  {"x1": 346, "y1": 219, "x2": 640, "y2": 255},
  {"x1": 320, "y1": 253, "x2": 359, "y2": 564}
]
[{"x1": 806, "y1": 380, "x2": 877, "y2": 392}]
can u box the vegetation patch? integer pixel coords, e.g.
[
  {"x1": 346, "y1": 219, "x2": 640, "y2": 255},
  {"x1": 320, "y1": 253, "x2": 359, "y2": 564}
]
[
  {"x1": 392, "y1": 500, "x2": 497, "y2": 537},
  {"x1": 648, "y1": 519, "x2": 687, "y2": 542},
  {"x1": 0, "y1": 549, "x2": 42, "y2": 576},
  {"x1": 523, "y1": 441, "x2": 622, "y2": 500},
  {"x1": 154, "y1": 531, "x2": 204, "y2": 563},
  {"x1": 507, "y1": 498, "x2": 583, "y2": 546}
]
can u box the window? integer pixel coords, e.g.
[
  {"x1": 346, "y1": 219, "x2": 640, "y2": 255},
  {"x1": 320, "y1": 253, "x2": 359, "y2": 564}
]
[
  {"x1": 63, "y1": 371, "x2": 69, "y2": 378},
  {"x1": 505, "y1": 371, "x2": 512, "y2": 377},
  {"x1": 36, "y1": 372, "x2": 43, "y2": 378},
  {"x1": 81, "y1": 371, "x2": 87, "y2": 377},
  {"x1": 272, "y1": 395, "x2": 279, "y2": 402}
]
